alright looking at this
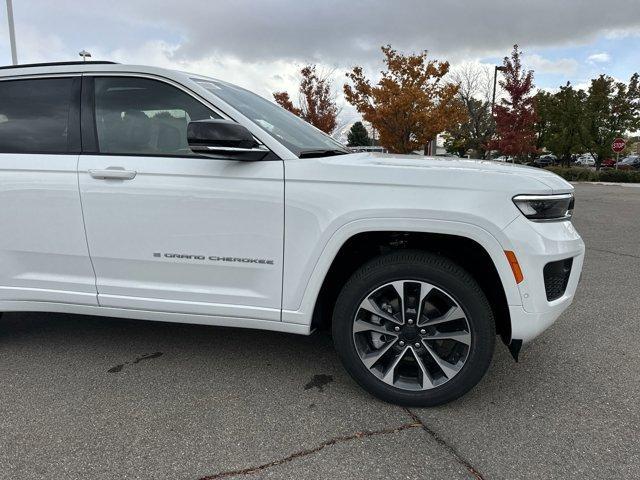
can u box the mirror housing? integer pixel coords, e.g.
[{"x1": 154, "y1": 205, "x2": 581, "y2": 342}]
[{"x1": 188, "y1": 119, "x2": 269, "y2": 161}]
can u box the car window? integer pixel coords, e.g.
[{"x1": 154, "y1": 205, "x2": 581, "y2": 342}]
[
  {"x1": 0, "y1": 77, "x2": 76, "y2": 153},
  {"x1": 192, "y1": 77, "x2": 347, "y2": 157},
  {"x1": 94, "y1": 77, "x2": 221, "y2": 155}
]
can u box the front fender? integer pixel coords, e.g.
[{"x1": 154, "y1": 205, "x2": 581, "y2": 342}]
[{"x1": 281, "y1": 217, "x2": 522, "y2": 325}]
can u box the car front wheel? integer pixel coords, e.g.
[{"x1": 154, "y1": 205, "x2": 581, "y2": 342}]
[{"x1": 332, "y1": 250, "x2": 495, "y2": 407}]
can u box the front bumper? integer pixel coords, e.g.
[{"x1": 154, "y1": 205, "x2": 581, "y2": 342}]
[{"x1": 502, "y1": 215, "x2": 585, "y2": 343}]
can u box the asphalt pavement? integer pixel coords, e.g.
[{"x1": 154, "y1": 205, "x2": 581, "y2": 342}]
[{"x1": 0, "y1": 183, "x2": 638, "y2": 479}]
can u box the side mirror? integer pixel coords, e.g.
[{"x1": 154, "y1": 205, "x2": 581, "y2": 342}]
[{"x1": 188, "y1": 119, "x2": 269, "y2": 161}]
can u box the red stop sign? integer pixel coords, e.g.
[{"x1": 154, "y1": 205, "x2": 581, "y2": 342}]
[{"x1": 612, "y1": 138, "x2": 626, "y2": 153}]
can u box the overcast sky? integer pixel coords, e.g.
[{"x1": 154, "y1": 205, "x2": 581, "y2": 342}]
[{"x1": 2, "y1": 0, "x2": 640, "y2": 130}]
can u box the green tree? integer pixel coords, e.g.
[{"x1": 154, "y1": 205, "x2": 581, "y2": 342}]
[
  {"x1": 581, "y1": 74, "x2": 640, "y2": 169},
  {"x1": 536, "y1": 83, "x2": 585, "y2": 166},
  {"x1": 534, "y1": 90, "x2": 554, "y2": 151},
  {"x1": 444, "y1": 98, "x2": 493, "y2": 158},
  {"x1": 347, "y1": 121, "x2": 371, "y2": 147},
  {"x1": 624, "y1": 135, "x2": 640, "y2": 156}
]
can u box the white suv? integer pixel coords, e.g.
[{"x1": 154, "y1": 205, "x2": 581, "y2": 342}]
[{"x1": 0, "y1": 62, "x2": 584, "y2": 406}]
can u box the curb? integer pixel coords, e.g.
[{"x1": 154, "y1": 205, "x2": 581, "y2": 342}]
[{"x1": 571, "y1": 181, "x2": 640, "y2": 188}]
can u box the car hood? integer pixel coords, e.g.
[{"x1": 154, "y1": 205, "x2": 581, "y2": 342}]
[{"x1": 303, "y1": 153, "x2": 573, "y2": 194}]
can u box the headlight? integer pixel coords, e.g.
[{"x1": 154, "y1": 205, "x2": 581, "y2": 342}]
[{"x1": 512, "y1": 193, "x2": 574, "y2": 222}]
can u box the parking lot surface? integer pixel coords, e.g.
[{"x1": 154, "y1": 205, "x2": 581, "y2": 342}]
[{"x1": 1, "y1": 183, "x2": 638, "y2": 479}]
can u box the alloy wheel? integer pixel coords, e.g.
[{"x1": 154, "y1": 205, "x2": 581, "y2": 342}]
[{"x1": 352, "y1": 280, "x2": 472, "y2": 391}]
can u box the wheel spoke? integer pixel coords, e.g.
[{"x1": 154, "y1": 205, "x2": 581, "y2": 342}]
[
  {"x1": 415, "y1": 282, "x2": 434, "y2": 326},
  {"x1": 353, "y1": 319, "x2": 398, "y2": 336},
  {"x1": 381, "y1": 346, "x2": 409, "y2": 385},
  {"x1": 409, "y1": 346, "x2": 435, "y2": 389},
  {"x1": 361, "y1": 337, "x2": 398, "y2": 368},
  {"x1": 424, "y1": 330, "x2": 471, "y2": 346},
  {"x1": 390, "y1": 281, "x2": 406, "y2": 324},
  {"x1": 359, "y1": 297, "x2": 402, "y2": 325},
  {"x1": 419, "y1": 305, "x2": 465, "y2": 327},
  {"x1": 422, "y1": 341, "x2": 462, "y2": 379}
]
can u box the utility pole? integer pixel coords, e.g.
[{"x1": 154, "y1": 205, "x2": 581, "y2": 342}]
[
  {"x1": 5, "y1": 0, "x2": 17, "y2": 65},
  {"x1": 488, "y1": 65, "x2": 506, "y2": 160}
]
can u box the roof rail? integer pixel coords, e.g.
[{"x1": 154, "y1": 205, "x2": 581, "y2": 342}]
[{"x1": 0, "y1": 61, "x2": 118, "y2": 70}]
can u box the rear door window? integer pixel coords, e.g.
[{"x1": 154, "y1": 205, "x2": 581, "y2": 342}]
[{"x1": 0, "y1": 77, "x2": 78, "y2": 153}]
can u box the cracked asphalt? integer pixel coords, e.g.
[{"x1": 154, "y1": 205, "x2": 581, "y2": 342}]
[{"x1": 1, "y1": 183, "x2": 638, "y2": 479}]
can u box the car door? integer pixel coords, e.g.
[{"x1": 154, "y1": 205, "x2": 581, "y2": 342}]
[
  {"x1": 0, "y1": 75, "x2": 98, "y2": 306},
  {"x1": 77, "y1": 75, "x2": 284, "y2": 321}
]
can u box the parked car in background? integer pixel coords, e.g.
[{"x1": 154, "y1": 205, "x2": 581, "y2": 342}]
[
  {"x1": 616, "y1": 155, "x2": 640, "y2": 170},
  {"x1": 574, "y1": 154, "x2": 595, "y2": 167},
  {"x1": 493, "y1": 155, "x2": 513, "y2": 162},
  {"x1": 534, "y1": 154, "x2": 556, "y2": 167},
  {"x1": 349, "y1": 146, "x2": 388, "y2": 154},
  {"x1": 600, "y1": 158, "x2": 616, "y2": 168}
]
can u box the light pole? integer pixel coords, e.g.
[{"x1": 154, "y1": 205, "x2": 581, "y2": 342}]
[
  {"x1": 79, "y1": 50, "x2": 92, "y2": 62},
  {"x1": 5, "y1": 0, "x2": 17, "y2": 65},
  {"x1": 488, "y1": 65, "x2": 506, "y2": 160}
]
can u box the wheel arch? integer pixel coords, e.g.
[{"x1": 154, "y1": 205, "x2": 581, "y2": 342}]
[{"x1": 300, "y1": 222, "x2": 519, "y2": 345}]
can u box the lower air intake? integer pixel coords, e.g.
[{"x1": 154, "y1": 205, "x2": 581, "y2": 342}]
[{"x1": 543, "y1": 258, "x2": 573, "y2": 301}]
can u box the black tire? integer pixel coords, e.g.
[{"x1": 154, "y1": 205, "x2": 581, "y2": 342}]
[{"x1": 332, "y1": 250, "x2": 495, "y2": 407}]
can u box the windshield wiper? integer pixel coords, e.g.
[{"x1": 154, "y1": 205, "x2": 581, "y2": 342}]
[{"x1": 298, "y1": 149, "x2": 350, "y2": 159}]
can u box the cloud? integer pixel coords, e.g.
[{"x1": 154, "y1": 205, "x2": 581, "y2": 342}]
[
  {"x1": 4, "y1": 0, "x2": 640, "y2": 126},
  {"x1": 587, "y1": 52, "x2": 611, "y2": 63},
  {"x1": 524, "y1": 54, "x2": 579, "y2": 75},
  {"x1": 8, "y1": 0, "x2": 640, "y2": 67},
  {"x1": 88, "y1": 40, "x2": 310, "y2": 102},
  {"x1": 604, "y1": 27, "x2": 640, "y2": 39},
  {"x1": 0, "y1": 24, "x2": 67, "y2": 63},
  {"x1": 126, "y1": 0, "x2": 640, "y2": 65}
]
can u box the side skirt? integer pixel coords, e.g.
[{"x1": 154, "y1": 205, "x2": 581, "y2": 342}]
[{"x1": 0, "y1": 301, "x2": 311, "y2": 335}]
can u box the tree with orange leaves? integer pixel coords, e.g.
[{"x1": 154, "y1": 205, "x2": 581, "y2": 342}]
[
  {"x1": 343, "y1": 45, "x2": 466, "y2": 154},
  {"x1": 273, "y1": 65, "x2": 338, "y2": 134}
]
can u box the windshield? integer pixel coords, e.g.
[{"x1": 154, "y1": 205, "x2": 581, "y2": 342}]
[
  {"x1": 192, "y1": 77, "x2": 347, "y2": 157},
  {"x1": 621, "y1": 156, "x2": 638, "y2": 164}
]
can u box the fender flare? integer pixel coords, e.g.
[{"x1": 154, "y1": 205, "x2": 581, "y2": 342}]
[{"x1": 281, "y1": 217, "x2": 521, "y2": 325}]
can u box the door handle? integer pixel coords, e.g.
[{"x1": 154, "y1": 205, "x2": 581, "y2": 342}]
[{"x1": 88, "y1": 167, "x2": 137, "y2": 180}]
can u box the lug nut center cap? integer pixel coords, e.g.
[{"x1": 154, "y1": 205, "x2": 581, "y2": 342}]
[{"x1": 401, "y1": 325, "x2": 419, "y2": 341}]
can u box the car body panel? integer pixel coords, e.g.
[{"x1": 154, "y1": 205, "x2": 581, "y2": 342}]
[
  {"x1": 0, "y1": 300, "x2": 308, "y2": 334},
  {"x1": 0, "y1": 153, "x2": 98, "y2": 306},
  {"x1": 502, "y1": 215, "x2": 584, "y2": 328},
  {"x1": 78, "y1": 154, "x2": 285, "y2": 320},
  {"x1": 280, "y1": 154, "x2": 578, "y2": 336},
  {"x1": 281, "y1": 154, "x2": 553, "y2": 315},
  {"x1": 281, "y1": 216, "x2": 522, "y2": 325}
]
